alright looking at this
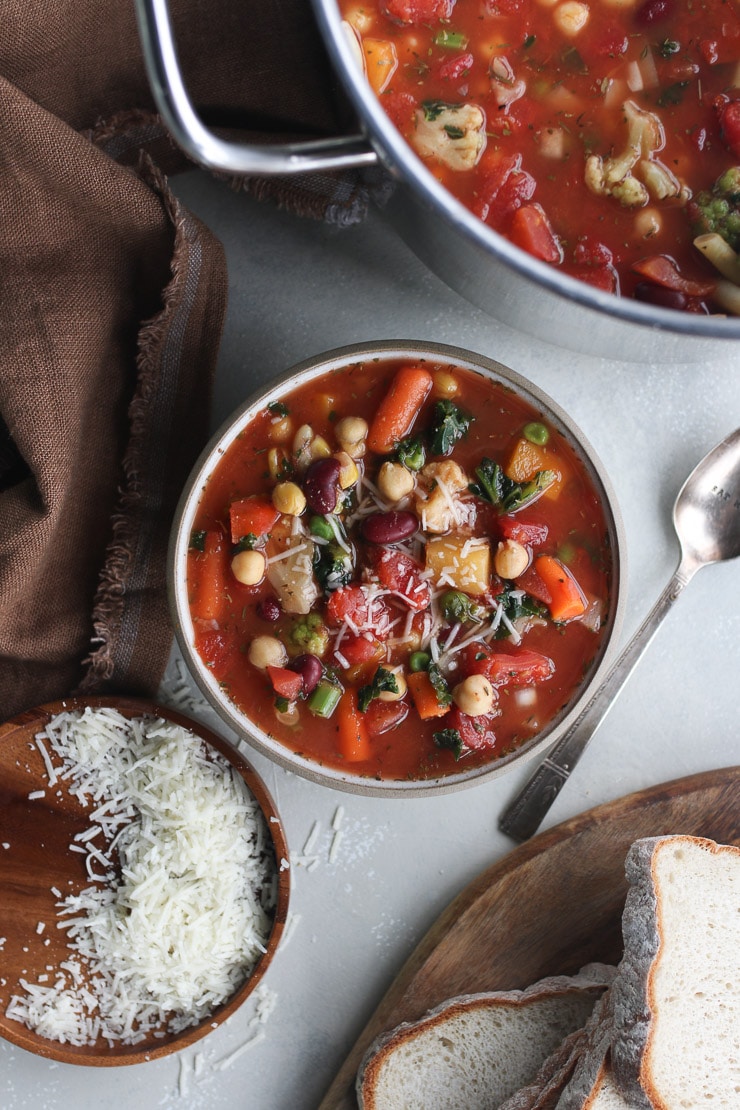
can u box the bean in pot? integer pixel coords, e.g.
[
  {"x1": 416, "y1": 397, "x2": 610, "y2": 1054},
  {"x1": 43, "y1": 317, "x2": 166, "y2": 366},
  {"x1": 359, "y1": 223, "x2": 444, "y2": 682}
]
[
  {"x1": 361, "y1": 510, "x2": 419, "y2": 545},
  {"x1": 634, "y1": 282, "x2": 688, "y2": 311},
  {"x1": 287, "y1": 653, "x2": 323, "y2": 696},
  {"x1": 256, "y1": 595, "x2": 282, "y2": 622},
  {"x1": 304, "y1": 457, "x2": 341, "y2": 514},
  {"x1": 634, "y1": 0, "x2": 674, "y2": 25}
]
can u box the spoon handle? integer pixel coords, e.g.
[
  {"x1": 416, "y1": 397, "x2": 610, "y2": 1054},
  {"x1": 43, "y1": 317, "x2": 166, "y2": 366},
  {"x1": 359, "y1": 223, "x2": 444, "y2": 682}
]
[{"x1": 498, "y1": 560, "x2": 697, "y2": 842}]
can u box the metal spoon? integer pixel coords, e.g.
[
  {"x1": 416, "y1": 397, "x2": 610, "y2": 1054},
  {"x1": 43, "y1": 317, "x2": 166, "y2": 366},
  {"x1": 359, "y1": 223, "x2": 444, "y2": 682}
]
[{"x1": 499, "y1": 427, "x2": 740, "y2": 843}]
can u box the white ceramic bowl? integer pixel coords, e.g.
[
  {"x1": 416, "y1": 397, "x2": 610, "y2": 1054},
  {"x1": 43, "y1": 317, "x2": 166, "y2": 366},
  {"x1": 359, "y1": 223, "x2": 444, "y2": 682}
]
[{"x1": 168, "y1": 341, "x2": 627, "y2": 797}]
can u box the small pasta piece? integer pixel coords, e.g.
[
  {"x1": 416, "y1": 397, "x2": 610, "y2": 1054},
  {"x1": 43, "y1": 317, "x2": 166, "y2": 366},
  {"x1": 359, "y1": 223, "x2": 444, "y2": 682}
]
[
  {"x1": 711, "y1": 279, "x2": 740, "y2": 316},
  {"x1": 694, "y1": 233, "x2": 740, "y2": 285}
]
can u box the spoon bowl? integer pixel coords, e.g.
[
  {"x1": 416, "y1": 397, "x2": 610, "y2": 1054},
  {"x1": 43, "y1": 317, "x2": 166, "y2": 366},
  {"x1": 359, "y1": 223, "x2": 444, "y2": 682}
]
[{"x1": 500, "y1": 428, "x2": 740, "y2": 842}]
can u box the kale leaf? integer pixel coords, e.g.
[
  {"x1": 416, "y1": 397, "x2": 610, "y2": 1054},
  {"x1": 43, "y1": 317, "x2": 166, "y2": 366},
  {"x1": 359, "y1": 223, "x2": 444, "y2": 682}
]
[{"x1": 358, "y1": 666, "x2": 399, "y2": 713}]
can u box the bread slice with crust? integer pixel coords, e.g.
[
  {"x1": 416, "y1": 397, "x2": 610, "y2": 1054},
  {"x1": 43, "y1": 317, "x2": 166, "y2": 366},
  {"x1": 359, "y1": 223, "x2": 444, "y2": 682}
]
[
  {"x1": 608, "y1": 835, "x2": 740, "y2": 1109},
  {"x1": 355, "y1": 964, "x2": 614, "y2": 1110}
]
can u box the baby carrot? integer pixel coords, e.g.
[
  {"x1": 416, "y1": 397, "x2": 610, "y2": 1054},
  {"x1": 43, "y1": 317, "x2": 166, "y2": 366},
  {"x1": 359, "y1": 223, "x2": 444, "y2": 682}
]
[
  {"x1": 535, "y1": 555, "x2": 587, "y2": 622},
  {"x1": 367, "y1": 365, "x2": 433, "y2": 455},
  {"x1": 336, "y1": 690, "x2": 372, "y2": 762},
  {"x1": 407, "y1": 670, "x2": 450, "y2": 720},
  {"x1": 189, "y1": 531, "x2": 228, "y2": 621}
]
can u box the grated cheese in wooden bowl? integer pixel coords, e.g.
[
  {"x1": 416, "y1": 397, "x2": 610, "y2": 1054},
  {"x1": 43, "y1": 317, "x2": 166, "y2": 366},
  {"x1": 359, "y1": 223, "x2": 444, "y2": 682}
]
[{"x1": 5, "y1": 707, "x2": 279, "y2": 1049}]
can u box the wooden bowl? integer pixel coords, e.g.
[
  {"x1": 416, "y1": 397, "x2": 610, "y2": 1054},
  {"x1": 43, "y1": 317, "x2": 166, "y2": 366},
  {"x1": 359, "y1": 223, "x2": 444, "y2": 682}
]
[{"x1": 0, "y1": 695, "x2": 290, "y2": 1066}]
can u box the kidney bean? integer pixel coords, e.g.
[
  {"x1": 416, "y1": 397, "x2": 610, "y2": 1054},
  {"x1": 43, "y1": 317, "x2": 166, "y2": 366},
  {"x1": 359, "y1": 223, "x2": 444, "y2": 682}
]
[
  {"x1": 634, "y1": 282, "x2": 688, "y2": 311},
  {"x1": 287, "y1": 653, "x2": 323, "y2": 696},
  {"x1": 634, "y1": 0, "x2": 674, "y2": 25},
  {"x1": 256, "y1": 595, "x2": 281, "y2": 622},
  {"x1": 304, "y1": 457, "x2": 341, "y2": 514},
  {"x1": 361, "y1": 511, "x2": 419, "y2": 545}
]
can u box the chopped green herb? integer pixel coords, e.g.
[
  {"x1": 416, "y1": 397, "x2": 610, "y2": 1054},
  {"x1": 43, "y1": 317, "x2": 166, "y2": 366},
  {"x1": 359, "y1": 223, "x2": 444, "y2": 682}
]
[
  {"x1": 309, "y1": 515, "x2": 335, "y2": 542},
  {"x1": 657, "y1": 81, "x2": 688, "y2": 107},
  {"x1": 429, "y1": 401, "x2": 472, "y2": 456},
  {"x1": 358, "y1": 666, "x2": 399, "y2": 713},
  {"x1": 523, "y1": 33, "x2": 536, "y2": 49},
  {"x1": 233, "y1": 532, "x2": 258, "y2": 553},
  {"x1": 274, "y1": 696, "x2": 290, "y2": 713},
  {"x1": 471, "y1": 457, "x2": 556, "y2": 512},
  {"x1": 496, "y1": 587, "x2": 548, "y2": 635},
  {"x1": 422, "y1": 99, "x2": 461, "y2": 122},
  {"x1": 428, "y1": 663, "x2": 452, "y2": 709},
  {"x1": 313, "y1": 541, "x2": 354, "y2": 593},
  {"x1": 433, "y1": 728, "x2": 464, "y2": 760},
  {"x1": 443, "y1": 124, "x2": 466, "y2": 140},
  {"x1": 395, "y1": 435, "x2": 426, "y2": 471},
  {"x1": 440, "y1": 590, "x2": 480, "y2": 624},
  {"x1": 267, "y1": 401, "x2": 289, "y2": 417},
  {"x1": 659, "y1": 39, "x2": 680, "y2": 57},
  {"x1": 189, "y1": 530, "x2": 207, "y2": 552}
]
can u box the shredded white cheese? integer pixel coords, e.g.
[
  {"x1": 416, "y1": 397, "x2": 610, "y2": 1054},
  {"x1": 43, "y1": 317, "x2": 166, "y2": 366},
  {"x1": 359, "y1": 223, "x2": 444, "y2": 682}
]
[{"x1": 7, "y1": 708, "x2": 277, "y2": 1047}]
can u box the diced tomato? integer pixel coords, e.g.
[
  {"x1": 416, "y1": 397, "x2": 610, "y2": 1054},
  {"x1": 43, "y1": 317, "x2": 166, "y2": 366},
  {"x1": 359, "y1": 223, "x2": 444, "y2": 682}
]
[
  {"x1": 632, "y1": 255, "x2": 716, "y2": 297},
  {"x1": 336, "y1": 634, "x2": 384, "y2": 668},
  {"x1": 189, "y1": 531, "x2": 229, "y2": 621},
  {"x1": 700, "y1": 26, "x2": 740, "y2": 66},
  {"x1": 485, "y1": 0, "x2": 527, "y2": 15},
  {"x1": 715, "y1": 96, "x2": 740, "y2": 159},
  {"x1": 460, "y1": 642, "x2": 554, "y2": 686},
  {"x1": 229, "y1": 497, "x2": 279, "y2": 544},
  {"x1": 515, "y1": 562, "x2": 552, "y2": 605},
  {"x1": 325, "y1": 584, "x2": 393, "y2": 639},
  {"x1": 266, "y1": 665, "x2": 303, "y2": 701},
  {"x1": 572, "y1": 237, "x2": 614, "y2": 269},
  {"x1": 509, "y1": 203, "x2": 563, "y2": 264},
  {"x1": 436, "y1": 51, "x2": 475, "y2": 82},
  {"x1": 574, "y1": 266, "x2": 619, "y2": 294},
  {"x1": 474, "y1": 156, "x2": 536, "y2": 228},
  {"x1": 499, "y1": 516, "x2": 549, "y2": 547},
  {"x1": 381, "y1": 90, "x2": 417, "y2": 131},
  {"x1": 193, "y1": 628, "x2": 236, "y2": 681},
  {"x1": 367, "y1": 548, "x2": 431, "y2": 611},
  {"x1": 443, "y1": 706, "x2": 499, "y2": 753},
  {"x1": 381, "y1": 0, "x2": 455, "y2": 24},
  {"x1": 364, "y1": 700, "x2": 410, "y2": 736}
]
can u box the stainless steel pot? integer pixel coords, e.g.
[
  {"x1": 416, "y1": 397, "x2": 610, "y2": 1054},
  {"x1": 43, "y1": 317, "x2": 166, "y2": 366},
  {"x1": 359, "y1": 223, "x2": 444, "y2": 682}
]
[{"x1": 135, "y1": 0, "x2": 740, "y2": 360}]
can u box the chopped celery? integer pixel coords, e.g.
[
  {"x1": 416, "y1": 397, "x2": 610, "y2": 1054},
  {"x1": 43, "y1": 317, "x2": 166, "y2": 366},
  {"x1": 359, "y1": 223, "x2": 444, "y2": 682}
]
[{"x1": 307, "y1": 679, "x2": 342, "y2": 719}]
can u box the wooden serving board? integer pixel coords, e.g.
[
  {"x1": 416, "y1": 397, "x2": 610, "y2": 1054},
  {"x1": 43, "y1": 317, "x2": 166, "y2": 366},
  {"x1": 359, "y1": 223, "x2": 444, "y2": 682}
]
[{"x1": 319, "y1": 767, "x2": 740, "y2": 1109}]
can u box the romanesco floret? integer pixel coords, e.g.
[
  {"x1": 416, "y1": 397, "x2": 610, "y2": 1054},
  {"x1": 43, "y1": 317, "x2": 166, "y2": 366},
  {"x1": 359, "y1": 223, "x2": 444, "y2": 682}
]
[
  {"x1": 689, "y1": 167, "x2": 740, "y2": 251},
  {"x1": 288, "y1": 612, "x2": 329, "y2": 657}
]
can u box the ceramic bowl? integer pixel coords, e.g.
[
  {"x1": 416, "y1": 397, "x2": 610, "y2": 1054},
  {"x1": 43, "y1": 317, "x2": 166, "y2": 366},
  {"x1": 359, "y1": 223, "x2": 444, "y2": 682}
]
[{"x1": 169, "y1": 341, "x2": 627, "y2": 797}]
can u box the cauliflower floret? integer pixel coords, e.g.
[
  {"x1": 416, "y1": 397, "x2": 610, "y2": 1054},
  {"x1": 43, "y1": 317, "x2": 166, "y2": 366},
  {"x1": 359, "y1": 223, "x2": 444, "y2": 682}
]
[
  {"x1": 415, "y1": 460, "x2": 470, "y2": 534},
  {"x1": 412, "y1": 102, "x2": 487, "y2": 172},
  {"x1": 585, "y1": 100, "x2": 684, "y2": 208}
]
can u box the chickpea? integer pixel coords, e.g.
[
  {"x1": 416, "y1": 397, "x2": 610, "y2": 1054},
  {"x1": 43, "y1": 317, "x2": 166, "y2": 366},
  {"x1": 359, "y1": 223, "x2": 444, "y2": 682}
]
[
  {"x1": 267, "y1": 447, "x2": 290, "y2": 481},
  {"x1": 248, "y1": 635, "x2": 287, "y2": 672},
  {"x1": 272, "y1": 481, "x2": 307, "y2": 516},
  {"x1": 494, "y1": 539, "x2": 530, "y2": 580},
  {"x1": 268, "y1": 414, "x2": 293, "y2": 443},
  {"x1": 292, "y1": 424, "x2": 314, "y2": 469},
  {"x1": 452, "y1": 674, "x2": 495, "y2": 717},
  {"x1": 553, "y1": 0, "x2": 590, "y2": 35},
  {"x1": 231, "y1": 549, "x2": 266, "y2": 586},
  {"x1": 432, "y1": 370, "x2": 459, "y2": 399},
  {"x1": 635, "y1": 207, "x2": 662, "y2": 239},
  {"x1": 335, "y1": 416, "x2": 369, "y2": 459},
  {"x1": 334, "y1": 450, "x2": 359, "y2": 490},
  {"x1": 378, "y1": 460, "x2": 415, "y2": 502},
  {"x1": 378, "y1": 667, "x2": 408, "y2": 702},
  {"x1": 274, "y1": 701, "x2": 300, "y2": 726}
]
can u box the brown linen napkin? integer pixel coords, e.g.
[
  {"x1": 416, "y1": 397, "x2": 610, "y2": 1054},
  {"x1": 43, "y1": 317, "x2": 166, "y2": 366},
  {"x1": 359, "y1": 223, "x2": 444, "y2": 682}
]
[{"x1": 0, "y1": 78, "x2": 226, "y2": 719}]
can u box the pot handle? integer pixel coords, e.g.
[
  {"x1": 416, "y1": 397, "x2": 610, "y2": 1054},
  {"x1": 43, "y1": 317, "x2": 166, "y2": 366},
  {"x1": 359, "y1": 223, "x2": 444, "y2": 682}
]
[{"x1": 134, "y1": 0, "x2": 379, "y2": 175}]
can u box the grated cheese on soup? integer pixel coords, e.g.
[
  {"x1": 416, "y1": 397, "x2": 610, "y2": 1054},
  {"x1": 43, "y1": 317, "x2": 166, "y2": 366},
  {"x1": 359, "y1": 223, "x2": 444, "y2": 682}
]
[{"x1": 5, "y1": 708, "x2": 278, "y2": 1047}]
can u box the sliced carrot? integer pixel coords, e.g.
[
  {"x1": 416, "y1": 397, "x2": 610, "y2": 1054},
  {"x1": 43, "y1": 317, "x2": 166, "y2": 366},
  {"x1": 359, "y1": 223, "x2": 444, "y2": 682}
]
[
  {"x1": 336, "y1": 690, "x2": 372, "y2": 762},
  {"x1": 362, "y1": 38, "x2": 398, "y2": 94},
  {"x1": 509, "y1": 203, "x2": 563, "y2": 264},
  {"x1": 367, "y1": 365, "x2": 433, "y2": 455},
  {"x1": 535, "y1": 555, "x2": 587, "y2": 622},
  {"x1": 407, "y1": 670, "x2": 450, "y2": 720},
  {"x1": 189, "y1": 531, "x2": 229, "y2": 621},
  {"x1": 505, "y1": 438, "x2": 569, "y2": 501},
  {"x1": 229, "y1": 496, "x2": 279, "y2": 544}
]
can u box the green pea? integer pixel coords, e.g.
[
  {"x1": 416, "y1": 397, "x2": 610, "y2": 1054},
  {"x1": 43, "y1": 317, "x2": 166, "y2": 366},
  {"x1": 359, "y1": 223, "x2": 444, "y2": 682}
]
[
  {"x1": 523, "y1": 422, "x2": 550, "y2": 446},
  {"x1": 409, "y1": 651, "x2": 431, "y2": 673}
]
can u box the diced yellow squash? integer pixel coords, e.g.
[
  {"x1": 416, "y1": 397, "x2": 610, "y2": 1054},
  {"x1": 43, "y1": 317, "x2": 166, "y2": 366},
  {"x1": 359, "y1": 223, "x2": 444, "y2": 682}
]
[
  {"x1": 505, "y1": 438, "x2": 569, "y2": 500},
  {"x1": 425, "y1": 536, "x2": 490, "y2": 594},
  {"x1": 362, "y1": 38, "x2": 398, "y2": 94}
]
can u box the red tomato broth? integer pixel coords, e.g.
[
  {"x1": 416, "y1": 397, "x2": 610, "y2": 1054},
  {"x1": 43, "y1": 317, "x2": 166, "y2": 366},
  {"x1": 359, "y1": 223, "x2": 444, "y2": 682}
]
[
  {"x1": 186, "y1": 358, "x2": 614, "y2": 781},
  {"x1": 340, "y1": 0, "x2": 740, "y2": 310}
]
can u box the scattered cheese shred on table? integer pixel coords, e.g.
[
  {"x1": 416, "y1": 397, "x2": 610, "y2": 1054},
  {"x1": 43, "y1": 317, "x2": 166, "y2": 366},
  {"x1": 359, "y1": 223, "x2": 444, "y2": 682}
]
[{"x1": 6, "y1": 707, "x2": 278, "y2": 1047}]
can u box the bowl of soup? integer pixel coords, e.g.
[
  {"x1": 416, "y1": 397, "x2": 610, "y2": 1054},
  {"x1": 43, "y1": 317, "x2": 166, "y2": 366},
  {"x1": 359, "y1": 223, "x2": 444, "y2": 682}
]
[{"x1": 169, "y1": 342, "x2": 626, "y2": 795}]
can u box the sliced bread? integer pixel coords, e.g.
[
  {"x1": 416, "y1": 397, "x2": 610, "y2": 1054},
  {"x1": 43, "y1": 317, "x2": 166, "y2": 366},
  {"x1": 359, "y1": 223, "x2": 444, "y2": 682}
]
[
  {"x1": 356, "y1": 964, "x2": 614, "y2": 1110},
  {"x1": 608, "y1": 835, "x2": 740, "y2": 1109}
]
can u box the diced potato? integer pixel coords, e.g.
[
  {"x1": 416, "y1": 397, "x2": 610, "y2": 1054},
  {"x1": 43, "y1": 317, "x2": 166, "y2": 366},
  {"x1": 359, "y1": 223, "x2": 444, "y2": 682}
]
[
  {"x1": 362, "y1": 38, "x2": 398, "y2": 94},
  {"x1": 505, "y1": 438, "x2": 568, "y2": 500},
  {"x1": 425, "y1": 536, "x2": 490, "y2": 594}
]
